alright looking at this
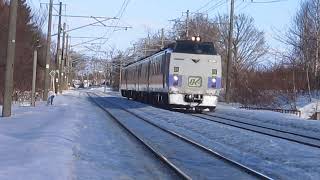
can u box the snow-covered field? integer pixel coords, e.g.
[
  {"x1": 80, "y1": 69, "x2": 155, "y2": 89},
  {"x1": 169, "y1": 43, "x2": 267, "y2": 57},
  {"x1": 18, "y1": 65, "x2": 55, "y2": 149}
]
[
  {"x1": 270, "y1": 93, "x2": 320, "y2": 119},
  {"x1": 214, "y1": 104, "x2": 320, "y2": 138},
  {"x1": 0, "y1": 90, "x2": 176, "y2": 180},
  {"x1": 1, "y1": 87, "x2": 319, "y2": 179},
  {"x1": 95, "y1": 89, "x2": 320, "y2": 179}
]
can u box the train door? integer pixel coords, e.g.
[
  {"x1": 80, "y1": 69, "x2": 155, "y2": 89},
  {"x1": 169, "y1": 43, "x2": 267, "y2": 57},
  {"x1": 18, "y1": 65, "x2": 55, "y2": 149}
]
[
  {"x1": 147, "y1": 61, "x2": 151, "y2": 92},
  {"x1": 165, "y1": 52, "x2": 171, "y2": 88},
  {"x1": 138, "y1": 64, "x2": 142, "y2": 91},
  {"x1": 125, "y1": 69, "x2": 128, "y2": 90},
  {"x1": 162, "y1": 52, "x2": 166, "y2": 88}
]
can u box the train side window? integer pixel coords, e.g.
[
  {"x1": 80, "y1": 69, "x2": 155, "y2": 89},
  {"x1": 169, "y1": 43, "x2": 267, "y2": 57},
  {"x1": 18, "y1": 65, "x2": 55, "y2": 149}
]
[
  {"x1": 156, "y1": 62, "x2": 159, "y2": 75},
  {"x1": 158, "y1": 62, "x2": 161, "y2": 74},
  {"x1": 151, "y1": 63, "x2": 153, "y2": 75}
]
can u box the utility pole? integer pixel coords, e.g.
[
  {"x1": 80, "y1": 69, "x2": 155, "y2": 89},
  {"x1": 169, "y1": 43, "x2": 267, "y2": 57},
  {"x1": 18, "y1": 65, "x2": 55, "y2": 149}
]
[
  {"x1": 2, "y1": 0, "x2": 18, "y2": 117},
  {"x1": 225, "y1": 0, "x2": 235, "y2": 103},
  {"x1": 31, "y1": 48, "x2": 38, "y2": 107},
  {"x1": 119, "y1": 58, "x2": 123, "y2": 90},
  {"x1": 186, "y1": 10, "x2": 190, "y2": 39},
  {"x1": 59, "y1": 22, "x2": 66, "y2": 93},
  {"x1": 43, "y1": 0, "x2": 53, "y2": 101},
  {"x1": 65, "y1": 34, "x2": 69, "y2": 89},
  {"x1": 161, "y1": 28, "x2": 164, "y2": 49},
  {"x1": 316, "y1": 0, "x2": 319, "y2": 77},
  {"x1": 55, "y1": 1, "x2": 62, "y2": 94}
]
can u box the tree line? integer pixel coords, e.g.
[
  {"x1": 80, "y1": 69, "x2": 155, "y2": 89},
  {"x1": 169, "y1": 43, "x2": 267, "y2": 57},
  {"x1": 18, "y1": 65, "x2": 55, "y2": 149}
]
[
  {"x1": 0, "y1": 0, "x2": 55, "y2": 104},
  {"x1": 2, "y1": 0, "x2": 319, "y2": 108},
  {"x1": 105, "y1": 0, "x2": 320, "y2": 109}
]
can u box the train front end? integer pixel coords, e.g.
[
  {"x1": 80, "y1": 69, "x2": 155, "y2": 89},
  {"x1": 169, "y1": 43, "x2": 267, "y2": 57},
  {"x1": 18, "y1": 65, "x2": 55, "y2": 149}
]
[{"x1": 168, "y1": 40, "x2": 222, "y2": 111}]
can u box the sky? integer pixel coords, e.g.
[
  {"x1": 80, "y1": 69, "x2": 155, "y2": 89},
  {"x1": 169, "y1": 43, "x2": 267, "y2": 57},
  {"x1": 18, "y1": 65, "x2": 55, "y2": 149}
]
[{"x1": 29, "y1": 0, "x2": 303, "y2": 58}]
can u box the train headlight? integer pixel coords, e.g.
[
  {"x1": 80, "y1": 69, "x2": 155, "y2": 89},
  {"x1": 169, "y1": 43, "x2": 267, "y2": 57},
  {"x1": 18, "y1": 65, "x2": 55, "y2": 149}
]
[
  {"x1": 211, "y1": 78, "x2": 217, "y2": 83},
  {"x1": 173, "y1": 75, "x2": 179, "y2": 81},
  {"x1": 191, "y1": 36, "x2": 201, "y2": 42}
]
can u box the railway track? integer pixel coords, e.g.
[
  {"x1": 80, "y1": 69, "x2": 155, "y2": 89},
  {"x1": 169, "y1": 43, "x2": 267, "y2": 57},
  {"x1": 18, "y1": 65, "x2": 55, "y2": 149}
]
[
  {"x1": 88, "y1": 92, "x2": 271, "y2": 180},
  {"x1": 191, "y1": 113, "x2": 320, "y2": 148}
]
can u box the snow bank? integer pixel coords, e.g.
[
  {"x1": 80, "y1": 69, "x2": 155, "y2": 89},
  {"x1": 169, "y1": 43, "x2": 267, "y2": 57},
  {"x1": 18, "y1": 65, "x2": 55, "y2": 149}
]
[
  {"x1": 0, "y1": 97, "x2": 78, "y2": 180},
  {"x1": 0, "y1": 90, "x2": 177, "y2": 180},
  {"x1": 299, "y1": 100, "x2": 320, "y2": 119}
]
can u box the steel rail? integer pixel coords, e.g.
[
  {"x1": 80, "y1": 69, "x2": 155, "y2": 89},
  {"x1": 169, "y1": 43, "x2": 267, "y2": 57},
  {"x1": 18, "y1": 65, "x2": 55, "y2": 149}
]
[
  {"x1": 205, "y1": 113, "x2": 320, "y2": 141},
  {"x1": 191, "y1": 113, "x2": 320, "y2": 148},
  {"x1": 91, "y1": 92, "x2": 272, "y2": 180},
  {"x1": 87, "y1": 92, "x2": 191, "y2": 180}
]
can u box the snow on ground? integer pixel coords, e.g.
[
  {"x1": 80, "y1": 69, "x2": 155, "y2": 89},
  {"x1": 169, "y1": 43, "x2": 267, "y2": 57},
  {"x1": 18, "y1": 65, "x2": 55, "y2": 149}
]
[
  {"x1": 280, "y1": 93, "x2": 320, "y2": 119},
  {"x1": 214, "y1": 103, "x2": 320, "y2": 138},
  {"x1": 0, "y1": 90, "x2": 176, "y2": 180},
  {"x1": 299, "y1": 100, "x2": 320, "y2": 119},
  {"x1": 220, "y1": 92, "x2": 320, "y2": 119},
  {"x1": 94, "y1": 90, "x2": 320, "y2": 179}
]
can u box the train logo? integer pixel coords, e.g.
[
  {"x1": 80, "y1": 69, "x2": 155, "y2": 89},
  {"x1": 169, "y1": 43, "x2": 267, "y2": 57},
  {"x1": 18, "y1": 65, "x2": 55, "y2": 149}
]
[
  {"x1": 192, "y1": 58, "x2": 200, "y2": 63},
  {"x1": 188, "y1": 76, "x2": 202, "y2": 87}
]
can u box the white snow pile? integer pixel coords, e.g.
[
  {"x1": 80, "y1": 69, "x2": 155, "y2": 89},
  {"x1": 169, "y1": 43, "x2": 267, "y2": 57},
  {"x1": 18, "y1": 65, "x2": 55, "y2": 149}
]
[{"x1": 299, "y1": 100, "x2": 320, "y2": 119}]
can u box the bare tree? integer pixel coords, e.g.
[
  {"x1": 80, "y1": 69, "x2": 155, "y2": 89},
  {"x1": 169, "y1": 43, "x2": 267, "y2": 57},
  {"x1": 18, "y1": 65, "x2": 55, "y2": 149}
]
[
  {"x1": 0, "y1": 0, "x2": 50, "y2": 103},
  {"x1": 215, "y1": 14, "x2": 268, "y2": 101},
  {"x1": 281, "y1": 0, "x2": 320, "y2": 91}
]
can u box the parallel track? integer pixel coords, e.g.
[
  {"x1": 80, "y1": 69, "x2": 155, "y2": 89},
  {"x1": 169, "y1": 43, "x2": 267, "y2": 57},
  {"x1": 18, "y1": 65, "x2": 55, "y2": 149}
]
[
  {"x1": 89, "y1": 92, "x2": 272, "y2": 180},
  {"x1": 191, "y1": 113, "x2": 320, "y2": 148},
  {"x1": 88, "y1": 92, "x2": 191, "y2": 180}
]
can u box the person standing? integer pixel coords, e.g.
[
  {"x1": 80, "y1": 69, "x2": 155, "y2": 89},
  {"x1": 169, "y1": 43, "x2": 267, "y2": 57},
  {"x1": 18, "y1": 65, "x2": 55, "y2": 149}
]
[{"x1": 47, "y1": 90, "x2": 55, "y2": 105}]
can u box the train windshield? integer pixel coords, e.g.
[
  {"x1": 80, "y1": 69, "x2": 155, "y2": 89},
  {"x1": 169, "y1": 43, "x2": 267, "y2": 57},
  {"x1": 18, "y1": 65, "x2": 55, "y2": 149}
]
[{"x1": 173, "y1": 41, "x2": 217, "y2": 55}]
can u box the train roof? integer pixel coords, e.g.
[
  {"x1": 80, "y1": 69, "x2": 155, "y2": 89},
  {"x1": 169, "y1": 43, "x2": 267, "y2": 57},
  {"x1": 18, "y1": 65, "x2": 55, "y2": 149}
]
[{"x1": 124, "y1": 40, "x2": 217, "y2": 67}]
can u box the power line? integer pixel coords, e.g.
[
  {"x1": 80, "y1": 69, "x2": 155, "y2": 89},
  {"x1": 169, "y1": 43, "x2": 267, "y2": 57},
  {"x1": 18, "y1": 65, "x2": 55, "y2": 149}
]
[
  {"x1": 94, "y1": 0, "x2": 131, "y2": 56},
  {"x1": 203, "y1": 0, "x2": 227, "y2": 14},
  {"x1": 86, "y1": 0, "x2": 130, "y2": 52},
  {"x1": 52, "y1": 14, "x2": 117, "y2": 19},
  {"x1": 249, "y1": 0, "x2": 288, "y2": 3},
  {"x1": 238, "y1": 1, "x2": 251, "y2": 12},
  {"x1": 235, "y1": 0, "x2": 245, "y2": 9},
  {"x1": 195, "y1": 0, "x2": 216, "y2": 12}
]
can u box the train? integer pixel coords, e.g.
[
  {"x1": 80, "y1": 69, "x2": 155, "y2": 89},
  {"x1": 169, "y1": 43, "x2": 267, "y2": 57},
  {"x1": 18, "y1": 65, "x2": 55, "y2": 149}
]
[{"x1": 120, "y1": 37, "x2": 222, "y2": 112}]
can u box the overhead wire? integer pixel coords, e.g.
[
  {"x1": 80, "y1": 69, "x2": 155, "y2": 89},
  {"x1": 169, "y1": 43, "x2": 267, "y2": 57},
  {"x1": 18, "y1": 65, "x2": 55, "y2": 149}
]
[
  {"x1": 72, "y1": 0, "x2": 129, "y2": 50},
  {"x1": 87, "y1": 0, "x2": 131, "y2": 58},
  {"x1": 100, "y1": 0, "x2": 130, "y2": 48},
  {"x1": 250, "y1": 0, "x2": 288, "y2": 3},
  {"x1": 203, "y1": 0, "x2": 227, "y2": 14},
  {"x1": 238, "y1": 1, "x2": 251, "y2": 12},
  {"x1": 195, "y1": 0, "x2": 216, "y2": 12}
]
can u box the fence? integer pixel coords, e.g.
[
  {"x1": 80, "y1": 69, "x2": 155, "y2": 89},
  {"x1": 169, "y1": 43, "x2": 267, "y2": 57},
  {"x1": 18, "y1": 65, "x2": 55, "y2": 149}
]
[
  {"x1": 13, "y1": 91, "x2": 43, "y2": 106},
  {"x1": 240, "y1": 106, "x2": 301, "y2": 117}
]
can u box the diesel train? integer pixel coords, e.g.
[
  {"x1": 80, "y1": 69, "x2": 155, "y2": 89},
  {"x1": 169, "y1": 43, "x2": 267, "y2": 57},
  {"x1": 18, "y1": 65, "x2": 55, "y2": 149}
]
[{"x1": 120, "y1": 37, "x2": 222, "y2": 112}]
